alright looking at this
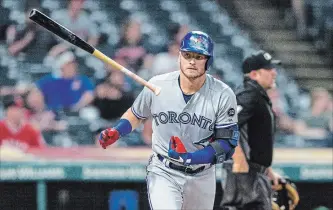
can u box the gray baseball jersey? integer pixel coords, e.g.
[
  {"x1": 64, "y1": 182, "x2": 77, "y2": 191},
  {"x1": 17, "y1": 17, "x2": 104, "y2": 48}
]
[
  {"x1": 132, "y1": 71, "x2": 238, "y2": 210},
  {"x1": 132, "y1": 71, "x2": 238, "y2": 157}
]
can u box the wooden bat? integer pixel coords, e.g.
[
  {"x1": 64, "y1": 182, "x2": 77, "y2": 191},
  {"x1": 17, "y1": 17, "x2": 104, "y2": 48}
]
[{"x1": 29, "y1": 9, "x2": 161, "y2": 95}]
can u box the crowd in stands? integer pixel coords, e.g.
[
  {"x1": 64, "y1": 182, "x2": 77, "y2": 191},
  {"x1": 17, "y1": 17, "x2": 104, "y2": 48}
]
[{"x1": 0, "y1": 0, "x2": 332, "y2": 152}]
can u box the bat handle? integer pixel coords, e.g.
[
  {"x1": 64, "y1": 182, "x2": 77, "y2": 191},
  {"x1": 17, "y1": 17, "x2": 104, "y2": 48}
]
[{"x1": 92, "y1": 50, "x2": 161, "y2": 95}]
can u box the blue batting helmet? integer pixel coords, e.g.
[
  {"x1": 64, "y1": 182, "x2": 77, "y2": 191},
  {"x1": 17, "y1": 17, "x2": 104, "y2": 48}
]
[{"x1": 180, "y1": 31, "x2": 214, "y2": 70}]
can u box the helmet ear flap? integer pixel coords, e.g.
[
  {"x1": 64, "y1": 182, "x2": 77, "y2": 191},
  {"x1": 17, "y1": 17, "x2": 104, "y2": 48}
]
[{"x1": 205, "y1": 56, "x2": 213, "y2": 70}]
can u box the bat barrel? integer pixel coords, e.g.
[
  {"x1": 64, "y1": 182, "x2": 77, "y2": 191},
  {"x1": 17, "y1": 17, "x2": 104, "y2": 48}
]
[{"x1": 29, "y1": 9, "x2": 94, "y2": 54}]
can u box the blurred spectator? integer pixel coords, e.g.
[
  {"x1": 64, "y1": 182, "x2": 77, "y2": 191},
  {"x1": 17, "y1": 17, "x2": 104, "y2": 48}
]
[
  {"x1": 156, "y1": 22, "x2": 189, "y2": 53},
  {"x1": 6, "y1": 7, "x2": 56, "y2": 59},
  {"x1": 290, "y1": 0, "x2": 307, "y2": 39},
  {"x1": 25, "y1": 89, "x2": 68, "y2": 132},
  {"x1": 93, "y1": 66, "x2": 134, "y2": 121},
  {"x1": 103, "y1": 57, "x2": 139, "y2": 92},
  {"x1": 35, "y1": 51, "x2": 94, "y2": 112},
  {"x1": 150, "y1": 41, "x2": 179, "y2": 76},
  {"x1": 114, "y1": 18, "x2": 149, "y2": 73},
  {"x1": 167, "y1": 22, "x2": 189, "y2": 46},
  {"x1": 293, "y1": 88, "x2": 333, "y2": 147},
  {"x1": 48, "y1": 0, "x2": 100, "y2": 56},
  {"x1": 0, "y1": 95, "x2": 45, "y2": 151},
  {"x1": 270, "y1": 0, "x2": 307, "y2": 38},
  {"x1": 268, "y1": 88, "x2": 296, "y2": 134}
]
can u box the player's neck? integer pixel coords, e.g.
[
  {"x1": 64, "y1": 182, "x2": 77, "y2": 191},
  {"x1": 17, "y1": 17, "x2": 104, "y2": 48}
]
[{"x1": 179, "y1": 74, "x2": 206, "y2": 95}]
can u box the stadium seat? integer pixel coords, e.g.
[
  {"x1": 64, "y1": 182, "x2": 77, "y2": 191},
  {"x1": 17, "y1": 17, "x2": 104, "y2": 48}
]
[
  {"x1": 0, "y1": 5, "x2": 10, "y2": 26},
  {"x1": 0, "y1": 65, "x2": 9, "y2": 77},
  {"x1": 2, "y1": 0, "x2": 26, "y2": 11},
  {"x1": 83, "y1": 0, "x2": 99, "y2": 12},
  {"x1": 41, "y1": 0, "x2": 61, "y2": 10},
  {"x1": 8, "y1": 10, "x2": 25, "y2": 25},
  {"x1": 159, "y1": 0, "x2": 182, "y2": 12},
  {"x1": 109, "y1": 190, "x2": 138, "y2": 210},
  {"x1": 168, "y1": 11, "x2": 191, "y2": 26},
  {"x1": 120, "y1": 0, "x2": 144, "y2": 12},
  {"x1": 66, "y1": 116, "x2": 94, "y2": 145},
  {"x1": 89, "y1": 10, "x2": 109, "y2": 25}
]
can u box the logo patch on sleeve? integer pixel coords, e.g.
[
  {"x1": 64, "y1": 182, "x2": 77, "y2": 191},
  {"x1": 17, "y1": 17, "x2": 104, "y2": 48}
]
[{"x1": 227, "y1": 108, "x2": 235, "y2": 117}]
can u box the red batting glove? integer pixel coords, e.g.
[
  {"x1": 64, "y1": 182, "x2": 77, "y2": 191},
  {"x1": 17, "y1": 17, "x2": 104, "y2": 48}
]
[
  {"x1": 99, "y1": 128, "x2": 120, "y2": 149},
  {"x1": 170, "y1": 136, "x2": 187, "y2": 153},
  {"x1": 168, "y1": 136, "x2": 189, "y2": 164}
]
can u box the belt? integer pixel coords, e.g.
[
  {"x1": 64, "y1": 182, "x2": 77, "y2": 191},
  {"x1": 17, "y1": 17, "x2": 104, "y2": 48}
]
[
  {"x1": 248, "y1": 162, "x2": 268, "y2": 174},
  {"x1": 223, "y1": 161, "x2": 268, "y2": 175},
  {"x1": 157, "y1": 154, "x2": 206, "y2": 175}
]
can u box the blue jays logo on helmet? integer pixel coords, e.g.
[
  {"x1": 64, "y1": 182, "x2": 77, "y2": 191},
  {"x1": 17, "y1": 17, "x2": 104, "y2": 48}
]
[{"x1": 180, "y1": 31, "x2": 214, "y2": 70}]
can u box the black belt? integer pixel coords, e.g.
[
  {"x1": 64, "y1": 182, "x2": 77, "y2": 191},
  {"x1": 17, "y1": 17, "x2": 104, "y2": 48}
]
[
  {"x1": 223, "y1": 161, "x2": 268, "y2": 175},
  {"x1": 248, "y1": 162, "x2": 268, "y2": 174},
  {"x1": 157, "y1": 154, "x2": 205, "y2": 175}
]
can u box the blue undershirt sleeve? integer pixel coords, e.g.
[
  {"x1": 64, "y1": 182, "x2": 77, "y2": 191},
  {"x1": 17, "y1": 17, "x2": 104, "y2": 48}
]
[{"x1": 187, "y1": 140, "x2": 233, "y2": 165}]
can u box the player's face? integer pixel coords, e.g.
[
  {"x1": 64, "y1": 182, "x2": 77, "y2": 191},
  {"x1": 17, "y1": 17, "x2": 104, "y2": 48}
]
[
  {"x1": 179, "y1": 51, "x2": 207, "y2": 80},
  {"x1": 257, "y1": 68, "x2": 277, "y2": 89}
]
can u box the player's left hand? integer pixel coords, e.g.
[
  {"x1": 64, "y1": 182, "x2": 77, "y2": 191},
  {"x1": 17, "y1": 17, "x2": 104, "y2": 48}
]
[
  {"x1": 168, "y1": 136, "x2": 190, "y2": 165},
  {"x1": 99, "y1": 128, "x2": 120, "y2": 149}
]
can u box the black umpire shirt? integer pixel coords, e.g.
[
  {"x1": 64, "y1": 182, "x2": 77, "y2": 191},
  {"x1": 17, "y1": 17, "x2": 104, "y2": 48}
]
[{"x1": 235, "y1": 77, "x2": 276, "y2": 167}]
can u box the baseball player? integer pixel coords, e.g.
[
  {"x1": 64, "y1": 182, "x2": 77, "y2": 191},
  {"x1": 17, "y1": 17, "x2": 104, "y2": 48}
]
[{"x1": 99, "y1": 31, "x2": 239, "y2": 210}]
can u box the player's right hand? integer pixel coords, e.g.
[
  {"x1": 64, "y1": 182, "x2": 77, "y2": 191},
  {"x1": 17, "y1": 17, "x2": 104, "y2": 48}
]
[
  {"x1": 169, "y1": 136, "x2": 187, "y2": 153},
  {"x1": 168, "y1": 136, "x2": 190, "y2": 165},
  {"x1": 99, "y1": 128, "x2": 120, "y2": 149}
]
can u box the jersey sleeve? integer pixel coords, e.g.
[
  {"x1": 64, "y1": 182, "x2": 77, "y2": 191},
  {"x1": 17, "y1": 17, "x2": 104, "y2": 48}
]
[
  {"x1": 215, "y1": 88, "x2": 238, "y2": 128},
  {"x1": 131, "y1": 82, "x2": 154, "y2": 120},
  {"x1": 236, "y1": 90, "x2": 257, "y2": 127}
]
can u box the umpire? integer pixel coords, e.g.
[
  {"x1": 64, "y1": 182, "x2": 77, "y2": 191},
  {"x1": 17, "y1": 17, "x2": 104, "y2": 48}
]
[{"x1": 220, "y1": 50, "x2": 282, "y2": 210}]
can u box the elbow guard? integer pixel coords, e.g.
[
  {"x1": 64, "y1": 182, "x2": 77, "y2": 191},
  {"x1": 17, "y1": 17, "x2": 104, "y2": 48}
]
[
  {"x1": 214, "y1": 124, "x2": 239, "y2": 147},
  {"x1": 209, "y1": 124, "x2": 240, "y2": 164}
]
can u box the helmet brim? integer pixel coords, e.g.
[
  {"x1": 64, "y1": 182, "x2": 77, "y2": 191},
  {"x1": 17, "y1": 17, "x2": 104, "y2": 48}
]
[{"x1": 180, "y1": 48, "x2": 211, "y2": 57}]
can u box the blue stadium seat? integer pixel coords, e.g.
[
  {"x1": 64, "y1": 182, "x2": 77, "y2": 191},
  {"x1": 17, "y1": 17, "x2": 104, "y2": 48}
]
[
  {"x1": 0, "y1": 5, "x2": 10, "y2": 26},
  {"x1": 41, "y1": 0, "x2": 61, "y2": 11},
  {"x1": 109, "y1": 190, "x2": 139, "y2": 210},
  {"x1": 66, "y1": 116, "x2": 94, "y2": 145}
]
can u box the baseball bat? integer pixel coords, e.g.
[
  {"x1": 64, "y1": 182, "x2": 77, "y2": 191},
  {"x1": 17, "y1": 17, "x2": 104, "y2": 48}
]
[{"x1": 29, "y1": 9, "x2": 161, "y2": 95}]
